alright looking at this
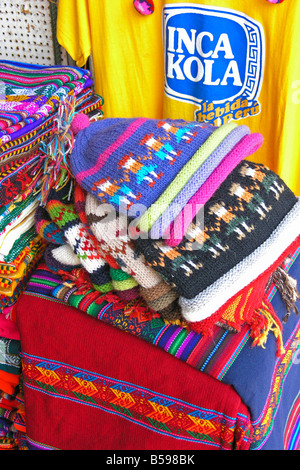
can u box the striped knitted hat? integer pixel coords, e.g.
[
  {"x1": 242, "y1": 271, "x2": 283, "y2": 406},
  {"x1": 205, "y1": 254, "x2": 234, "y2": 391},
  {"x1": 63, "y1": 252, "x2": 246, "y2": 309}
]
[
  {"x1": 73, "y1": 183, "x2": 141, "y2": 302},
  {"x1": 70, "y1": 117, "x2": 217, "y2": 216},
  {"x1": 35, "y1": 205, "x2": 66, "y2": 246},
  {"x1": 149, "y1": 130, "x2": 263, "y2": 242},
  {"x1": 73, "y1": 182, "x2": 178, "y2": 314},
  {"x1": 44, "y1": 243, "x2": 81, "y2": 273},
  {"x1": 135, "y1": 160, "x2": 300, "y2": 327}
]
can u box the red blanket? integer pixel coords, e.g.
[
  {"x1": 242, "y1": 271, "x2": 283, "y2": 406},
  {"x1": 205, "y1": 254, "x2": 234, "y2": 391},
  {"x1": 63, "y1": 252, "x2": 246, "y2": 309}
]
[{"x1": 17, "y1": 293, "x2": 252, "y2": 450}]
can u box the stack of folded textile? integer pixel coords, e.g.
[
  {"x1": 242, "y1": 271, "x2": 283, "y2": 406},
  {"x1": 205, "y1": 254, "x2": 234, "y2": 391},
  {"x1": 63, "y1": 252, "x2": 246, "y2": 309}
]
[
  {"x1": 34, "y1": 114, "x2": 300, "y2": 358},
  {"x1": 0, "y1": 60, "x2": 104, "y2": 449}
]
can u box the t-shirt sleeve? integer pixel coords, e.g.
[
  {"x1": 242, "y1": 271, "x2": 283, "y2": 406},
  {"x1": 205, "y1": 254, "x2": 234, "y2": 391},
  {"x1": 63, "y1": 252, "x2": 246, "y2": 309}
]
[{"x1": 57, "y1": 0, "x2": 92, "y2": 67}]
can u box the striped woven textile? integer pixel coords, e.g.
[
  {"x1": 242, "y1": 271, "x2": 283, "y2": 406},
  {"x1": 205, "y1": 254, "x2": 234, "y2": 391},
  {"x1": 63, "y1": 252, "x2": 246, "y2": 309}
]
[
  {"x1": 23, "y1": 243, "x2": 300, "y2": 450},
  {"x1": 0, "y1": 88, "x2": 103, "y2": 162},
  {"x1": 0, "y1": 61, "x2": 93, "y2": 145}
]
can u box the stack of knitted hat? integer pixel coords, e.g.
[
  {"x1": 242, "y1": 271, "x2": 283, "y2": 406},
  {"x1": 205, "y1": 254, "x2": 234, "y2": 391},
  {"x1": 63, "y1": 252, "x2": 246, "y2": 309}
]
[
  {"x1": 0, "y1": 60, "x2": 104, "y2": 450},
  {"x1": 62, "y1": 116, "x2": 300, "y2": 349},
  {"x1": 36, "y1": 176, "x2": 179, "y2": 319}
]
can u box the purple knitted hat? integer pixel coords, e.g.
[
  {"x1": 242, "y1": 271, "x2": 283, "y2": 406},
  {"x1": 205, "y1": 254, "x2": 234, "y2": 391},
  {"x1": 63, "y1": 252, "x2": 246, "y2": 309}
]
[{"x1": 70, "y1": 117, "x2": 215, "y2": 214}]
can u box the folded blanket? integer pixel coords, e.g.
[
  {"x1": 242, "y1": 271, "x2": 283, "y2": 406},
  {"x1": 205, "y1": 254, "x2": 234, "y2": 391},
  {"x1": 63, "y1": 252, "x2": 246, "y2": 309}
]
[
  {"x1": 0, "y1": 200, "x2": 39, "y2": 258},
  {"x1": 1, "y1": 228, "x2": 38, "y2": 264},
  {"x1": 0, "y1": 336, "x2": 21, "y2": 376},
  {"x1": 16, "y1": 291, "x2": 253, "y2": 451},
  {"x1": 0, "y1": 61, "x2": 93, "y2": 145},
  {"x1": 0, "y1": 238, "x2": 46, "y2": 311},
  {"x1": 18, "y1": 247, "x2": 300, "y2": 449},
  {"x1": 0, "y1": 87, "x2": 103, "y2": 163},
  {"x1": 0, "y1": 316, "x2": 20, "y2": 341}
]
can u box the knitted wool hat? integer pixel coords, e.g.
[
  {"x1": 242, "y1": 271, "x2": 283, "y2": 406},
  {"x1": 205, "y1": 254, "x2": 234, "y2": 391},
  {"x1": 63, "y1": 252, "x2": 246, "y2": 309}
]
[
  {"x1": 164, "y1": 132, "x2": 264, "y2": 245},
  {"x1": 35, "y1": 204, "x2": 66, "y2": 246},
  {"x1": 70, "y1": 117, "x2": 216, "y2": 214},
  {"x1": 108, "y1": 267, "x2": 140, "y2": 302},
  {"x1": 135, "y1": 161, "x2": 300, "y2": 327},
  {"x1": 85, "y1": 192, "x2": 181, "y2": 320},
  {"x1": 85, "y1": 193, "x2": 163, "y2": 288},
  {"x1": 44, "y1": 243, "x2": 81, "y2": 273},
  {"x1": 73, "y1": 183, "x2": 141, "y2": 302},
  {"x1": 149, "y1": 124, "x2": 253, "y2": 239},
  {"x1": 35, "y1": 186, "x2": 116, "y2": 292},
  {"x1": 137, "y1": 121, "x2": 237, "y2": 233}
]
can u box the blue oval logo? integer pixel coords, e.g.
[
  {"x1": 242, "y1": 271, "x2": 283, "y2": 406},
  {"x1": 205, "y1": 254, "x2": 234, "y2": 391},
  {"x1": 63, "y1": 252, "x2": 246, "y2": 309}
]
[{"x1": 164, "y1": 4, "x2": 265, "y2": 123}]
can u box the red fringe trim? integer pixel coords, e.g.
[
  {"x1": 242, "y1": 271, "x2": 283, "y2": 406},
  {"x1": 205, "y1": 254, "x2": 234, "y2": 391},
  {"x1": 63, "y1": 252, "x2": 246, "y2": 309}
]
[{"x1": 189, "y1": 235, "x2": 300, "y2": 355}]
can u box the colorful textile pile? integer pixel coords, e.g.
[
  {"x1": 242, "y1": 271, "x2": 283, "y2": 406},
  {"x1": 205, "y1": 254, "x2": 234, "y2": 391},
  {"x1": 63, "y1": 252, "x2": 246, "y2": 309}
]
[
  {"x1": 0, "y1": 60, "x2": 93, "y2": 145},
  {"x1": 0, "y1": 60, "x2": 104, "y2": 450},
  {"x1": 17, "y1": 243, "x2": 300, "y2": 449},
  {"x1": 1, "y1": 60, "x2": 299, "y2": 450},
  {"x1": 27, "y1": 113, "x2": 300, "y2": 355},
  {"x1": 58, "y1": 115, "x2": 300, "y2": 352}
]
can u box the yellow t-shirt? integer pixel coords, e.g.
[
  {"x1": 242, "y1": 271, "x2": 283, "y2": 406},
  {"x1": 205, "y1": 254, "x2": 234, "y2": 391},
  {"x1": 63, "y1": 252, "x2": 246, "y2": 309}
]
[{"x1": 57, "y1": 0, "x2": 300, "y2": 195}]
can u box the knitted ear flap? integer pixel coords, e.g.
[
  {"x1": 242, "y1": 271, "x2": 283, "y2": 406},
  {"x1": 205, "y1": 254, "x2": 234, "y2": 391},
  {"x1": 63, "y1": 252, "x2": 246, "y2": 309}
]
[
  {"x1": 73, "y1": 183, "x2": 141, "y2": 302},
  {"x1": 133, "y1": 0, "x2": 154, "y2": 15},
  {"x1": 35, "y1": 204, "x2": 65, "y2": 245},
  {"x1": 44, "y1": 244, "x2": 81, "y2": 273},
  {"x1": 85, "y1": 193, "x2": 162, "y2": 288},
  {"x1": 108, "y1": 267, "x2": 140, "y2": 302}
]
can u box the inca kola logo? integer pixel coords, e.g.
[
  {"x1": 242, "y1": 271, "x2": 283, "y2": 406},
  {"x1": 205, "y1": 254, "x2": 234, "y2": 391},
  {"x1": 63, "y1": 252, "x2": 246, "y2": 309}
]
[{"x1": 163, "y1": 4, "x2": 265, "y2": 125}]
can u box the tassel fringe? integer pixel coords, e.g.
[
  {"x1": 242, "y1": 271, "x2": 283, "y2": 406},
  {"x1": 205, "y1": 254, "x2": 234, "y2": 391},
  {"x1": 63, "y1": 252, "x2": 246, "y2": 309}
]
[
  {"x1": 190, "y1": 253, "x2": 300, "y2": 358},
  {"x1": 39, "y1": 95, "x2": 77, "y2": 206},
  {"x1": 250, "y1": 261, "x2": 300, "y2": 356},
  {"x1": 251, "y1": 301, "x2": 285, "y2": 357},
  {"x1": 267, "y1": 265, "x2": 300, "y2": 322}
]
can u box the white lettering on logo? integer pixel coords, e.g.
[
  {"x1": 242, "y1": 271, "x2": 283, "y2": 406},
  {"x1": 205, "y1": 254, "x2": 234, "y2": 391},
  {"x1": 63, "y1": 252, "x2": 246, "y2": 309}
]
[{"x1": 166, "y1": 27, "x2": 242, "y2": 86}]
